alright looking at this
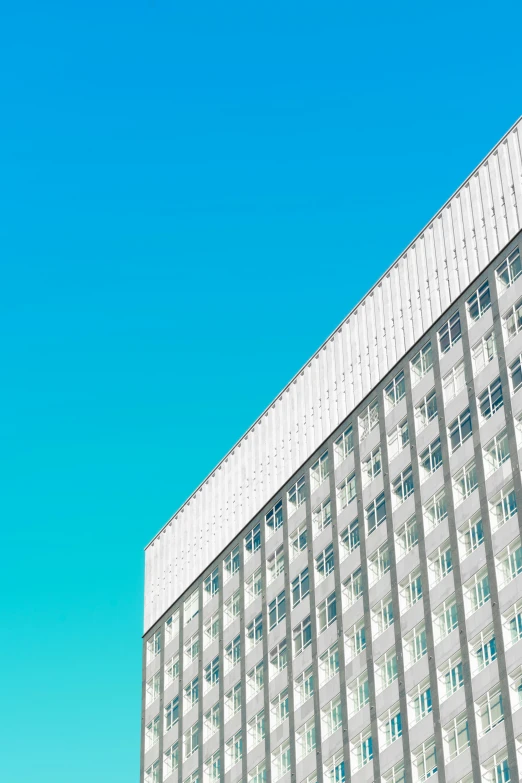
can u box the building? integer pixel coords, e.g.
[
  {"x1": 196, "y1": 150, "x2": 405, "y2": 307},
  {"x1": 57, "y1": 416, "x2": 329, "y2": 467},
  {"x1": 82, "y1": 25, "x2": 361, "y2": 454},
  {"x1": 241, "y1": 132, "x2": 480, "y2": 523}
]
[{"x1": 141, "y1": 117, "x2": 522, "y2": 783}]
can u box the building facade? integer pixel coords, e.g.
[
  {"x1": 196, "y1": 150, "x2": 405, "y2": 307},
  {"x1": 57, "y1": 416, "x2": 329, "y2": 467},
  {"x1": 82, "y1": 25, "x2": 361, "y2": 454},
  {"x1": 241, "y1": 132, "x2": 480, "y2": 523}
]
[{"x1": 142, "y1": 119, "x2": 522, "y2": 783}]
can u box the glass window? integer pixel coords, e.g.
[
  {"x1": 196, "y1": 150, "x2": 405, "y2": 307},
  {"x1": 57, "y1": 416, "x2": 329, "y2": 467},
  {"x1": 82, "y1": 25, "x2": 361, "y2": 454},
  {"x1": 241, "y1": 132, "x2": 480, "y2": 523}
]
[
  {"x1": 312, "y1": 497, "x2": 332, "y2": 536},
  {"x1": 490, "y1": 482, "x2": 517, "y2": 530},
  {"x1": 266, "y1": 546, "x2": 285, "y2": 583},
  {"x1": 372, "y1": 594, "x2": 394, "y2": 636},
  {"x1": 472, "y1": 329, "x2": 496, "y2": 374},
  {"x1": 503, "y1": 297, "x2": 522, "y2": 341},
  {"x1": 443, "y1": 712, "x2": 469, "y2": 761},
  {"x1": 146, "y1": 630, "x2": 161, "y2": 663},
  {"x1": 375, "y1": 648, "x2": 398, "y2": 692},
  {"x1": 467, "y1": 280, "x2": 491, "y2": 321},
  {"x1": 165, "y1": 655, "x2": 179, "y2": 688},
  {"x1": 365, "y1": 492, "x2": 386, "y2": 535},
  {"x1": 146, "y1": 672, "x2": 160, "y2": 706},
  {"x1": 362, "y1": 446, "x2": 382, "y2": 485},
  {"x1": 203, "y1": 703, "x2": 220, "y2": 740},
  {"x1": 224, "y1": 730, "x2": 242, "y2": 770},
  {"x1": 295, "y1": 666, "x2": 314, "y2": 706},
  {"x1": 409, "y1": 679, "x2": 432, "y2": 725},
  {"x1": 246, "y1": 613, "x2": 263, "y2": 649},
  {"x1": 310, "y1": 450, "x2": 329, "y2": 491},
  {"x1": 348, "y1": 672, "x2": 369, "y2": 715},
  {"x1": 272, "y1": 741, "x2": 291, "y2": 782},
  {"x1": 322, "y1": 695, "x2": 343, "y2": 737},
  {"x1": 443, "y1": 359, "x2": 466, "y2": 402},
  {"x1": 334, "y1": 426, "x2": 353, "y2": 465},
  {"x1": 164, "y1": 742, "x2": 179, "y2": 778},
  {"x1": 343, "y1": 567, "x2": 363, "y2": 607},
  {"x1": 403, "y1": 622, "x2": 427, "y2": 668},
  {"x1": 439, "y1": 311, "x2": 462, "y2": 354},
  {"x1": 265, "y1": 500, "x2": 283, "y2": 537},
  {"x1": 428, "y1": 542, "x2": 452, "y2": 585},
  {"x1": 379, "y1": 704, "x2": 402, "y2": 748},
  {"x1": 337, "y1": 473, "x2": 356, "y2": 511},
  {"x1": 368, "y1": 543, "x2": 390, "y2": 585},
  {"x1": 204, "y1": 567, "x2": 219, "y2": 602},
  {"x1": 317, "y1": 592, "x2": 337, "y2": 632},
  {"x1": 496, "y1": 247, "x2": 522, "y2": 290},
  {"x1": 419, "y1": 437, "x2": 442, "y2": 479},
  {"x1": 411, "y1": 341, "x2": 433, "y2": 385},
  {"x1": 459, "y1": 513, "x2": 484, "y2": 558},
  {"x1": 339, "y1": 518, "x2": 359, "y2": 557},
  {"x1": 413, "y1": 739, "x2": 437, "y2": 782},
  {"x1": 415, "y1": 389, "x2": 437, "y2": 431},
  {"x1": 316, "y1": 543, "x2": 335, "y2": 581},
  {"x1": 477, "y1": 687, "x2": 504, "y2": 736},
  {"x1": 400, "y1": 568, "x2": 423, "y2": 612},
  {"x1": 245, "y1": 523, "x2": 261, "y2": 558},
  {"x1": 319, "y1": 642, "x2": 339, "y2": 683},
  {"x1": 510, "y1": 353, "x2": 522, "y2": 393},
  {"x1": 448, "y1": 407, "x2": 472, "y2": 452},
  {"x1": 271, "y1": 689, "x2": 289, "y2": 727},
  {"x1": 224, "y1": 546, "x2": 240, "y2": 581},
  {"x1": 268, "y1": 591, "x2": 286, "y2": 630},
  {"x1": 292, "y1": 567, "x2": 310, "y2": 607},
  {"x1": 424, "y1": 488, "x2": 447, "y2": 531},
  {"x1": 165, "y1": 696, "x2": 179, "y2": 730},
  {"x1": 392, "y1": 464, "x2": 414, "y2": 506},
  {"x1": 433, "y1": 597, "x2": 459, "y2": 641},
  {"x1": 288, "y1": 476, "x2": 306, "y2": 515},
  {"x1": 497, "y1": 539, "x2": 522, "y2": 588},
  {"x1": 289, "y1": 522, "x2": 307, "y2": 559},
  {"x1": 464, "y1": 567, "x2": 491, "y2": 614},
  {"x1": 359, "y1": 399, "x2": 379, "y2": 439},
  {"x1": 438, "y1": 654, "x2": 463, "y2": 700},
  {"x1": 247, "y1": 710, "x2": 265, "y2": 748},
  {"x1": 388, "y1": 417, "x2": 409, "y2": 459},
  {"x1": 484, "y1": 429, "x2": 509, "y2": 476},
  {"x1": 470, "y1": 625, "x2": 497, "y2": 674},
  {"x1": 478, "y1": 377, "x2": 503, "y2": 420},
  {"x1": 145, "y1": 715, "x2": 160, "y2": 750},
  {"x1": 296, "y1": 718, "x2": 316, "y2": 760},
  {"x1": 165, "y1": 610, "x2": 179, "y2": 644},
  {"x1": 269, "y1": 640, "x2": 287, "y2": 678},
  {"x1": 345, "y1": 619, "x2": 366, "y2": 661},
  {"x1": 224, "y1": 589, "x2": 241, "y2": 622},
  {"x1": 245, "y1": 570, "x2": 262, "y2": 607},
  {"x1": 396, "y1": 516, "x2": 418, "y2": 559},
  {"x1": 293, "y1": 616, "x2": 312, "y2": 656},
  {"x1": 351, "y1": 729, "x2": 373, "y2": 771},
  {"x1": 453, "y1": 459, "x2": 478, "y2": 505},
  {"x1": 385, "y1": 370, "x2": 406, "y2": 410}
]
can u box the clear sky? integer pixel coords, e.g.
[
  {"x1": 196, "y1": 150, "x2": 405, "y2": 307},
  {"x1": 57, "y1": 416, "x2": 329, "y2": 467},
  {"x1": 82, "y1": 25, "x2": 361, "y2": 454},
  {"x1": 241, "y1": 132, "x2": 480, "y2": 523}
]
[{"x1": 1, "y1": 1, "x2": 522, "y2": 781}]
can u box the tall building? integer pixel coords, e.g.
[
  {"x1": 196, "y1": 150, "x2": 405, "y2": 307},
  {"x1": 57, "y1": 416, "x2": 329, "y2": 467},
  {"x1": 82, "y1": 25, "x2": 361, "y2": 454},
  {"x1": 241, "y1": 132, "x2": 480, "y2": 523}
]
[{"x1": 141, "y1": 118, "x2": 522, "y2": 783}]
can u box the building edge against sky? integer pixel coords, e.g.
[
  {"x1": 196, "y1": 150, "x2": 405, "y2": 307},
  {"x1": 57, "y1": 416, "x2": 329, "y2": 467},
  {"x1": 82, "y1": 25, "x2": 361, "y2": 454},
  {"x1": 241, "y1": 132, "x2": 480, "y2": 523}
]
[{"x1": 145, "y1": 117, "x2": 522, "y2": 633}]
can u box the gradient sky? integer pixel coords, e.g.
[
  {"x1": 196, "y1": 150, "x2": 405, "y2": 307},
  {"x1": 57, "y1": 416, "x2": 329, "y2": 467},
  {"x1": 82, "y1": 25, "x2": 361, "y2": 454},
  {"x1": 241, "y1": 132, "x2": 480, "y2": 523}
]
[{"x1": 2, "y1": 1, "x2": 522, "y2": 781}]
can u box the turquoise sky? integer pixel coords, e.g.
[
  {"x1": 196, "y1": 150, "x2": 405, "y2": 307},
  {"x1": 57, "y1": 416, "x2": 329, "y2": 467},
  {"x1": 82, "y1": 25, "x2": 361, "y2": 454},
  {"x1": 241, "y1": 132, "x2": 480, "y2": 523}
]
[{"x1": 2, "y1": 1, "x2": 522, "y2": 781}]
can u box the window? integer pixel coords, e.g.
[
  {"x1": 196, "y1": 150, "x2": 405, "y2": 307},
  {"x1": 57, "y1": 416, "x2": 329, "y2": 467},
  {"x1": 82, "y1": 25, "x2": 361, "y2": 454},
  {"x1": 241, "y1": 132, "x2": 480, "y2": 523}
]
[
  {"x1": 147, "y1": 630, "x2": 161, "y2": 663},
  {"x1": 146, "y1": 673, "x2": 160, "y2": 706},
  {"x1": 293, "y1": 616, "x2": 312, "y2": 655},
  {"x1": 467, "y1": 280, "x2": 491, "y2": 321},
  {"x1": 289, "y1": 522, "x2": 307, "y2": 558},
  {"x1": 246, "y1": 612, "x2": 263, "y2": 648},
  {"x1": 337, "y1": 473, "x2": 356, "y2": 511},
  {"x1": 245, "y1": 523, "x2": 261, "y2": 558},
  {"x1": 204, "y1": 567, "x2": 219, "y2": 602},
  {"x1": 184, "y1": 590, "x2": 199, "y2": 625},
  {"x1": 366, "y1": 492, "x2": 386, "y2": 535},
  {"x1": 448, "y1": 407, "x2": 472, "y2": 452},
  {"x1": 505, "y1": 601, "x2": 522, "y2": 648},
  {"x1": 204, "y1": 656, "x2": 220, "y2": 688},
  {"x1": 311, "y1": 450, "x2": 329, "y2": 491},
  {"x1": 295, "y1": 666, "x2": 314, "y2": 706},
  {"x1": 267, "y1": 546, "x2": 285, "y2": 583},
  {"x1": 248, "y1": 763, "x2": 267, "y2": 783},
  {"x1": 388, "y1": 417, "x2": 410, "y2": 459},
  {"x1": 464, "y1": 567, "x2": 490, "y2": 614},
  {"x1": 313, "y1": 497, "x2": 332, "y2": 535},
  {"x1": 319, "y1": 642, "x2": 339, "y2": 683},
  {"x1": 438, "y1": 655, "x2": 463, "y2": 700},
  {"x1": 271, "y1": 689, "x2": 289, "y2": 726},
  {"x1": 165, "y1": 655, "x2": 179, "y2": 688},
  {"x1": 145, "y1": 715, "x2": 160, "y2": 750},
  {"x1": 340, "y1": 518, "x2": 359, "y2": 557},
  {"x1": 184, "y1": 774, "x2": 199, "y2": 783},
  {"x1": 490, "y1": 482, "x2": 517, "y2": 530},
  {"x1": 316, "y1": 543, "x2": 335, "y2": 581},
  {"x1": 509, "y1": 666, "x2": 522, "y2": 712},
  {"x1": 317, "y1": 592, "x2": 337, "y2": 632},
  {"x1": 288, "y1": 475, "x2": 306, "y2": 515},
  {"x1": 411, "y1": 342, "x2": 433, "y2": 384},
  {"x1": 224, "y1": 545, "x2": 240, "y2": 580},
  {"x1": 165, "y1": 696, "x2": 179, "y2": 730},
  {"x1": 382, "y1": 762, "x2": 405, "y2": 783},
  {"x1": 225, "y1": 683, "x2": 242, "y2": 718},
  {"x1": 292, "y1": 567, "x2": 310, "y2": 607},
  {"x1": 359, "y1": 399, "x2": 379, "y2": 439},
  {"x1": 504, "y1": 296, "x2": 522, "y2": 342},
  {"x1": 396, "y1": 516, "x2": 418, "y2": 559},
  {"x1": 482, "y1": 753, "x2": 511, "y2": 783},
  {"x1": 433, "y1": 597, "x2": 458, "y2": 641},
  {"x1": 477, "y1": 687, "x2": 504, "y2": 736},
  {"x1": 345, "y1": 619, "x2": 366, "y2": 660},
  {"x1": 443, "y1": 359, "x2": 466, "y2": 402},
  {"x1": 269, "y1": 640, "x2": 287, "y2": 678},
  {"x1": 409, "y1": 679, "x2": 432, "y2": 724},
  {"x1": 368, "y1": 543, "x2": 390, "y2": 585},
  {"x1": 184, "y1": 676, "x2": 199, "y2": 708},
  {"x1": 404, "y1": 622, "x2": 427, "y2": 668},
  {"x1": 245, "y1": 570, "x2": 262, "y2": 607},
  {"x1": 343, "y1": 567, "x2": 363, "y2": 607},
  {"x1": 334, "y1": 425, "x2": 353, "y2": 465},
  {"x1": 268, "y1": 591, "x2": 286, "y2": 630},
  {"x1": 372, "y1": 594, "x2": 394, "y2": 636},
  {"x1": 470, "y1": 626, "x2": 497, "y2": 673},
  {"x1": 322, "y1": 696, "x2": 343, "y2": 737},
  {"x1": 362, "y1": 446, "x2": 382, "y2": 485},
  {"x1": 324, "y1": 753, "x2": 345, "y2": 783},
  {"x1": 184, "y1": 723, "x2": 199, "y2": 759},
  {"x1": 510, "y1": 354, "x2": 522, "y2": 394},
  {"x1": 380, "y1": 704, "x2": 402, "y2": 748},
  {"x1": 164, "y1": 742, "x2": 179, "y2": 778},
  {"x1": 444, "y1": 713, "x2": 469, "y2": 761},
  {"x1": 203, "y1": 703, "x2": 220, "y2": 740},
  {"x1": 424, "y1": 488, "x2": 447, "y2": 531},
  {"x1": 413, "y1": 739, "x2": 437, "y2": 782},
  {"x1": 385, "y1": 371, "x2": 406, "y2": 410},
  {"x1": 348, "y1": 672, "x2": 369, "y2": 714},
  {"x1": 204, "y1": 613, "x2": 220, "y2": 648},
  {"x1": 224, "y1": 636, "x2": 240, "y2": 670},
  {"x1": 351, "y1": 729, "x2": 373, "y2": 771},
  {"x1": 296, "y1": 718, "x2": 316, "y2": 760},
  {"x1": 453, "y1": 459, "x2": 478, "y2": 505},
  {"x1": 266, "y1": 500, "x2": 283, "y2": 536},
  {"x1": 459, "y1": 513, "x2": 484, "y2": 558},
  {"x1": 224, "y1": 589, "x2": 241, "y2": 623},
  {"x1": 415, "y1": 389, "x2": 437, "y2": 431},
  {"x1": 439, "y1": 311, "x2": 462, "y2": 354},
  {"x1": 484, "y1": 429, "x2": 509, "y2": 475},
  {"x1": 473, "y1": 330, "x2": 497, "y2": 373},
  {"x1": 204, "y1": 751, "x2": 221, "y2": 782},
  {"x1": 246, "y1": 662, "x2": 264, "y2": 700},
  {"x1": 145, "y1": 761, "x2": 160, "y2": 783},
  {"x1": 497, "y1": 539, "x2": 522, "y2": 588},
  {"x1": 225, "y1": 730, "x2": 242, "y2": 770},
  {"x1": 272, "y1": 741, "x2": 291, "y2": 781},
  {"x1": 375, "y1": 648, "x2": 397, "y2": 692},
  {"x1": 478, "y1": 377, "x2": 503, "y2": 420},
  {"x1": 419, "y1": 437, "x2": 442, "y2": 479},
  {"x1": 247, "y1": 710, "x2": 265, "y2": 748},
  {"x1": 497, "y1": 247, "x2": 522, "y2": 290},
  {"x1": 400, "y1": 569, "x2": 423, "y2": 611},
  {"x1": 392, "y1": 464, "x2": 414, "y2": 505},
  {"x1": 184, "y1": 632, "x2": 199, "y2": 664},
  {"x1": 165, "y1": 611, "x2": 179, "y2": 645},
  {"x1": 428, "y1": 542, "x2": 452, "y2": 585}
]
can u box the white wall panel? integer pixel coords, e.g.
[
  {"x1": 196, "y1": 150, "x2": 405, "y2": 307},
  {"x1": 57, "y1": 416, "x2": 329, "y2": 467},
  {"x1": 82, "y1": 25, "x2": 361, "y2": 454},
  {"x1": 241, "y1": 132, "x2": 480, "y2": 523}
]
[{"x1": 144, "y1": 118, "x2": 522, "y2": 632}]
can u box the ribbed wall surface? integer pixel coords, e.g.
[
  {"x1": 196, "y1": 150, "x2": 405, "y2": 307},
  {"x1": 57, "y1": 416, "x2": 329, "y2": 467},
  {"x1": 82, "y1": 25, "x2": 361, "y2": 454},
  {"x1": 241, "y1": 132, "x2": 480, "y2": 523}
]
[{"x1": 144, "y1": 117, "x2": 522, "y2": 632}]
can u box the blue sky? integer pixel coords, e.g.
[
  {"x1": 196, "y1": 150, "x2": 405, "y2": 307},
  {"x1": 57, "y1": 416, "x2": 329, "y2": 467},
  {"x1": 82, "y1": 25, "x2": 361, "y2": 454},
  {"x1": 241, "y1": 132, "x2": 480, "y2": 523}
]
[{"x1": 1, "y1": 1, "x2": 522, "y2": 780}]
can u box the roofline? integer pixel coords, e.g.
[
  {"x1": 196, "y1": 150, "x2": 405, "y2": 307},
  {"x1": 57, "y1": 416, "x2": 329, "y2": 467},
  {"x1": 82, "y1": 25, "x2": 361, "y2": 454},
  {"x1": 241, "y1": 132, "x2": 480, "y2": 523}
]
[{"x1": 145, "y1": 114, "x2": 522, "y2": 551}]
